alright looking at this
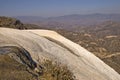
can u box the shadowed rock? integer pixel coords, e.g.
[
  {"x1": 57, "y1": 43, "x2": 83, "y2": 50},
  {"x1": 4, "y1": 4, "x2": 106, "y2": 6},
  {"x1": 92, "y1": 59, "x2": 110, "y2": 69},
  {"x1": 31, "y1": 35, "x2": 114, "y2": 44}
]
[{"x1": 0, "y1": 46, "x2": 37, "y2": 69}]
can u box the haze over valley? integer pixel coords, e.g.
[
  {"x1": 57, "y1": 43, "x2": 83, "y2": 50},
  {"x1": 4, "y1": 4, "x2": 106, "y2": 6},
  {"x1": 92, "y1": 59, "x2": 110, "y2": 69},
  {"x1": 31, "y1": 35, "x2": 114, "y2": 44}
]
[{"x1": 0, "y1": 0, "x2": 120, "y2": 80}]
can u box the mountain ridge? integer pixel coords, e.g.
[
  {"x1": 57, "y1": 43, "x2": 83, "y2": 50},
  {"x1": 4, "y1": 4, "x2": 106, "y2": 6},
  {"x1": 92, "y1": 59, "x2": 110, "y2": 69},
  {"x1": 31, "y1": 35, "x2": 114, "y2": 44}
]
[{"x1": 16, "y1": 13, "x2": 120, "y2": 30}]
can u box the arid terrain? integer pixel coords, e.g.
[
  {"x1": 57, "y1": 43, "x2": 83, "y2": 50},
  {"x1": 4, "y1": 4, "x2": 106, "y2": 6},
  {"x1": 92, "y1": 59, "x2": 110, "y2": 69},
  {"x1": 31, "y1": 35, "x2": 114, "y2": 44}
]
[{"x1": 0, "y1": 16, "x2": 120, "y2": 80}]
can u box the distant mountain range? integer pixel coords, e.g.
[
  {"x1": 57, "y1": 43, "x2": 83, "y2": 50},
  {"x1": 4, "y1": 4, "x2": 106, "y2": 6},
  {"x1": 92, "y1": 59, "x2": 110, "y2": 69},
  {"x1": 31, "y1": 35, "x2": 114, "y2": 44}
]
[{"x1": 15, "y1": 13, "x2": 120, "y2": 29}]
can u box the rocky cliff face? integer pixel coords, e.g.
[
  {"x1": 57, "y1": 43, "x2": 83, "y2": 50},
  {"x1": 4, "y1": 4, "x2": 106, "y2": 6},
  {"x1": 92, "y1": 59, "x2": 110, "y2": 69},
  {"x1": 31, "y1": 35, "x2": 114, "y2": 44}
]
[{"x1": 0, "y1": 28, "x2": 120, "y2": 80}]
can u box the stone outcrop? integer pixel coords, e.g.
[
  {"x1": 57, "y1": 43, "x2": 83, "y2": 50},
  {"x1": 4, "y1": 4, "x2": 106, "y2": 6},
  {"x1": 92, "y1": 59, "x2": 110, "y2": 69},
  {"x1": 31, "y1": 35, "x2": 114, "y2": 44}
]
[{"x1": 0, "y1": 28, "x2": 120, "y2": 80}]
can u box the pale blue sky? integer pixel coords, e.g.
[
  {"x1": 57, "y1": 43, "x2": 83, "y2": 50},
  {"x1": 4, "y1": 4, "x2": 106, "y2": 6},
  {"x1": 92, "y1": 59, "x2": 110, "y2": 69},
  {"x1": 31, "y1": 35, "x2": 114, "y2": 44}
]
[{"x1": 0, "y1": 0, "x2": 120, "y2": 17}]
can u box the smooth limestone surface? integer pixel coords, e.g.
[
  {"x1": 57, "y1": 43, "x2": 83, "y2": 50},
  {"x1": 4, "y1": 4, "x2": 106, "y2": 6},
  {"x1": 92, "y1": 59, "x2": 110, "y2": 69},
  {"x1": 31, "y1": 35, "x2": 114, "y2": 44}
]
[{"x1": 0, "y1": 28, "x2": 120, "y2": 80}]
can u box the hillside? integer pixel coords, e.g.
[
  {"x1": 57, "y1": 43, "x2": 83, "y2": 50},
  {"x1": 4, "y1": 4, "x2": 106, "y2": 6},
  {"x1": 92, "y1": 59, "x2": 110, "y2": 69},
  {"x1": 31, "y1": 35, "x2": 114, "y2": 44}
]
[
  {"x1": 55, "y1": 21, "x2": 120, "y2": 74},
  {"x1": 79, "y1": 21, "x2": 120, "y2": 37},
  {"x1": 0, "y1": 16, "x2": 42, "y2": 29},
  {"x1": 16, "y1": 14, "x2": 120, "y2": 30},
  {"x1": 0, "y1": 28, "x2": 120, "y2": 80},
  {"x1": 0, "y1": 16, "x2": 120, "y2": 79},
  {"x1": 0, "y1": 16, "x2": 25, "y2": 29}
]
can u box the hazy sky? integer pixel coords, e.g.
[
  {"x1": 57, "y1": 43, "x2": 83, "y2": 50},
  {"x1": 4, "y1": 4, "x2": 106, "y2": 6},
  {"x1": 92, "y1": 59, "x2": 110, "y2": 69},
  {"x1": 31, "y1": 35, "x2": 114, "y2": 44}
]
[{"x1": 0, "y1": 0, "x2": 120, "y2": 17}]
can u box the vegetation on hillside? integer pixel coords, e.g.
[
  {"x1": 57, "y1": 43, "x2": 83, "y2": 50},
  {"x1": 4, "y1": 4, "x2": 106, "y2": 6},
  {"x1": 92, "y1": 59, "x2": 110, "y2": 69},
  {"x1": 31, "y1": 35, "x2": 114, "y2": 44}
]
[
  {"x1": 54, "y1": 23, "x2": 120, "y2": 74},
  {"x1": 0, "y1": 54, "x2": 75, "y2": 80},
  {"x1": 0, "y1": 16, "x2": 25, "y2": 29},
  {"x1": 0, "y1": 16, "x2": 42, "y2": 29},
  {"x1": 0, "y1": 45, "x2": 75, "y2": 80},
  {"x1": 0, "y1": 16, "x2": 120, "y2": 75}
]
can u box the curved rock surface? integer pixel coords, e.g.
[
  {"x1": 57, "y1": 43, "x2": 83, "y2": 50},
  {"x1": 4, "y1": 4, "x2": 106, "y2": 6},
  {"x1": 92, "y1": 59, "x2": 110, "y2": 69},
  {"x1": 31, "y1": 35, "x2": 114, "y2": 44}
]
[{"x1": 0, "y1": 28, "x2": 120, "y2": 80}]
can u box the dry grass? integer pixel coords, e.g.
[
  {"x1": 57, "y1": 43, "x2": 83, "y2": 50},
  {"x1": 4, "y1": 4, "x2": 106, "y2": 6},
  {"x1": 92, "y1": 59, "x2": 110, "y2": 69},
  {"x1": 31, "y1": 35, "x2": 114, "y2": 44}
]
[
  {"x1": 0, "y1": 54, "x2": 75, "y2": 80},
  {"x1": 38, "y1": 60, "x2": 75, "y2": 80},
  {"x1": 0, "y1": 54, "x2": 35, "y2": 80}
]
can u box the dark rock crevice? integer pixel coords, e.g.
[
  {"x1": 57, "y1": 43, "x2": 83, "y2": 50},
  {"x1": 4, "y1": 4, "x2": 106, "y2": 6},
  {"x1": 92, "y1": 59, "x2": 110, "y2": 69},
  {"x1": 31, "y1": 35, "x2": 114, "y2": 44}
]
[{"x1": 0, "y1": 46, "x2": 43, "y2": 78}]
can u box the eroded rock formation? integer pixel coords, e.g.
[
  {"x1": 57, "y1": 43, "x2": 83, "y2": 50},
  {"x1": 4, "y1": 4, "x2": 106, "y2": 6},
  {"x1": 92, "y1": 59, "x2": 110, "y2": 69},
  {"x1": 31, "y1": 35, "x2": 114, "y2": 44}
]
[{"x1": 0, "y1": 28, "x2": 120, "y2": 80}]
